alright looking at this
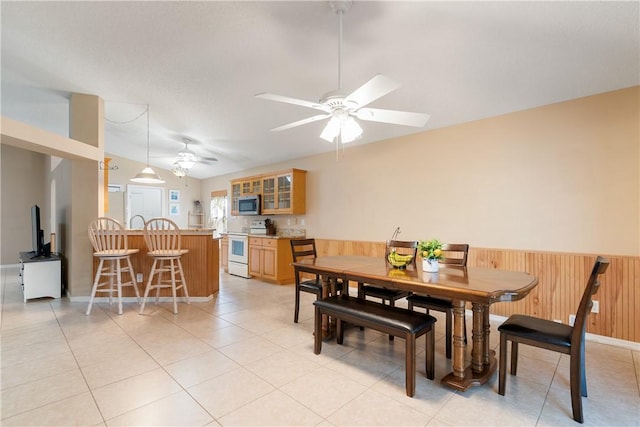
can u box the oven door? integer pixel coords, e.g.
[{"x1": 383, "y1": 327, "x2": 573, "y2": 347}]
[{"x1": 229, "y1": 235, "x2": 248, "y2": 264}]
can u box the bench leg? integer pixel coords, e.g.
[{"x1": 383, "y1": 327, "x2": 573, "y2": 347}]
[
  {"x1": 314, "y1": 306, "x2": 322, "y2": 355},
  {"x1": 426, "y1": 328, "x2": 435, "y2": 380},
  {"x1": 337, "y1": 318, "x2": 344, "y2": 345},
  {"x1": 405, "y1": 333, "x2": 416, "y2": 397}
]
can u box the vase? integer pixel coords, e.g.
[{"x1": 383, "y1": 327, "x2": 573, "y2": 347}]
[{"x1": 423, "y1": 258, "x2": 439, "y2": 273}]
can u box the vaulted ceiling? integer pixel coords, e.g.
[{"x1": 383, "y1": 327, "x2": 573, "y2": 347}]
[{"x1": 2, "y1": 1, "x2": 638, "y2": 179}]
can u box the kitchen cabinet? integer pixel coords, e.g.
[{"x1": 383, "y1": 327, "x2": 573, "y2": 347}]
[
  {"x1": 248, "y1": 237, "x2": 294, "y2": 284},
  {"x1": 241, "y1": 176, "x2": 262, "y2": 195},
  {"x1": 220, "y1": 235, "x2": 229, "y2": 271},
  {"x1": 261, "y1": 169, "x2": 306, "y2": 215},
  {"x1": 230, "y1": 168, "x2": 306, "y2": 216},
  {"x1": 230, "y1": 181, "x2": 241, "y2": 215}
]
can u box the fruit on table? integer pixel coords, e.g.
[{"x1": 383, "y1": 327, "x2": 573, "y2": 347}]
[{"x1": 387, "y1": 250, "x2": 413, "y2": 268}]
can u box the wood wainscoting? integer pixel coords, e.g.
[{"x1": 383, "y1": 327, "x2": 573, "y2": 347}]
[{"x1": 314, "y1": 239, "x2": 639, "y2": 343}]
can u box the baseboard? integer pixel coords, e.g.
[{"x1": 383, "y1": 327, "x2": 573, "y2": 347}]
[{"x1": 67, "y1": 295, "x2": 213, "y2": 303}]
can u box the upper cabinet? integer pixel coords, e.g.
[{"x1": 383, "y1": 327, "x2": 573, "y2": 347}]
[
  {"x1": 241, "y1": 176, "x2": 262, "y2": 195},
  {"x1": 230, "y1": 168, "x2": 306, "y2": 216},
  {"x1": 230, "y1": 181, "x2": 241, "y2": 214}
]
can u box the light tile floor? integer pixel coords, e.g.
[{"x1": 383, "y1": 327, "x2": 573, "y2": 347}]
[{"x1": 1, "y1": 266, "x2": 639, "y2": 426}]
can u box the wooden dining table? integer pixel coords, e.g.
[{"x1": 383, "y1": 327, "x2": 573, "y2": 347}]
[{"x1": 292, "y1": 255, "x2": 538, "y2": 392}]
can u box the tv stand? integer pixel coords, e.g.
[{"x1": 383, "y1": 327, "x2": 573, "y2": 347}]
[{"x1": 19, "y1": 251, "x2": 61, "y2": 302}]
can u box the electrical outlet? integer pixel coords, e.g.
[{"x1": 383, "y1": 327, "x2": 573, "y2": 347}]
[
  {"x1": 592, "y1": 300, "x2": 599, "y2": 313},
  {"x1": 569, "y1": 314, "x2": 576, "y2": 326},
  {"x1": 136, "y1": 273, "x2": 143, "y2": 283}
]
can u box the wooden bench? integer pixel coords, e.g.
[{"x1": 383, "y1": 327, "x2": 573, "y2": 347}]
[{"x1": 313, "y1": 295, "x2": 437, "y2": 397}]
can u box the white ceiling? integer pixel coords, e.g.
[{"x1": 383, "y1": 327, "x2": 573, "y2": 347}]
[{"x1": 2, "y1": 1, "x2": 638, "y2": 179}]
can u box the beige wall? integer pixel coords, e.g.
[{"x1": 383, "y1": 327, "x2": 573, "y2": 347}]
[
  {"x1": 0, "y1": 145, "x2": 47, "y2": 264},
  {"x1": 105, "y1": 154, "x2": 203, "y2": 229},
  {"x1": 203, "y1": 87, "x2": 639, "y2": 256}
]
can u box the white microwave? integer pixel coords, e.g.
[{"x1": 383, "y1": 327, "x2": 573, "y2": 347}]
[{"x1": 238, "y1": 195, "x2": 261, "y2": 215}]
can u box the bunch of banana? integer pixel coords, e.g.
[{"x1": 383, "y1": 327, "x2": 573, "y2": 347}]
[{"x1": 387, "y1": 250, "x2": 413, "y2": 268}]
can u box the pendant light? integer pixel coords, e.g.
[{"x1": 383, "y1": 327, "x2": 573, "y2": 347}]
[{"x1": 130, "y1": 105, "x2": 165, "y2": 184}]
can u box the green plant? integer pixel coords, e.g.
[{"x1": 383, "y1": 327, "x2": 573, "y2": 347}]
[{"x1": 418, "y1": 239, "x2": 443, "y2": 260}]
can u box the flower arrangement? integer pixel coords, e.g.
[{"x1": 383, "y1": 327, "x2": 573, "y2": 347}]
[{"x1": 418, "y1": 239, "x2": 443, "y2": 260}]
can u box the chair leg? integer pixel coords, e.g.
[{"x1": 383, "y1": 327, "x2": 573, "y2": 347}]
[
  {"x1": 388, "y1": 299, "x2": 395, "y2": 341},
  {"x1": 293, "y1": 285, "x2": 301, "y2": 323},
  {"x1": 426, "y1": 328, "x2": 435, "y2": 380},
  {"x1": 498, "y1": 333, "x2": 507, "y2": 395},
  {"x1": 116, "y1": 259, "x2": 124, "y2": 315},
  {"x1": 177, "y1": 257, "x2": 189, "y2": 303},
  {"x1": 405, "y1": 333, "x2": 416, "y2": 397},
  {"x1": 445, "y1": 308, "x2": 452, "y2": 359},
  {"x1": 126, "y1": 256, "x2": 141, "y2": 303},
  {"x1": 139, "y1": 259, "x2": 158, "y2": 314},
  {"x1": 313, "y1": 306, "x2": 322, "y2": 354},
  {"x1": 170, "y1": 259, "x2": 178, "y2": 314},
  {"x1": 337, "y1": 318, "x2": 345, "y2": 345},
  {"x1": 570, "y1": 351, "x2": 585, "y2": 423},
  {"x1": 579, "y1": 339, "x2": 587, "y2": 397},
  {"x1": 86, "y1": 258, "x2": 104, "y2": 315},
  {"x1": 510, "y1": 341, "x2": 519, "y2": 375}
]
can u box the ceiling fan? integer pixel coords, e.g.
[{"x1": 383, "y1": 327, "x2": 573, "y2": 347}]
[
  {"x1": 256, "y1": 0, "x2": 430, "y2": 144},
  {"x1": 151, "y1": 137, "x2": 218, "y2": 176}
]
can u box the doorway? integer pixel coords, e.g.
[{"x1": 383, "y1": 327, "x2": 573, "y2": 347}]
[{"x1": 126, "y1": 185, "x2": 164, "y2": 228}]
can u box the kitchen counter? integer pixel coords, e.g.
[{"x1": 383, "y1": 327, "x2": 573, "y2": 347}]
[
  {"x1": 92, "y1": 230, "x2": 220, "y2": 299},
  {"x1": 126, "y1": 228, "x2": 219, "y2": 237}
]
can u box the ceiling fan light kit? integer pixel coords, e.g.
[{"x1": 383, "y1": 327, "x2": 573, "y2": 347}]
[
  {"x1": 130, "y1": 105, "x2": 165, "y2": 184},
  {"x1": 256, "y1": 0, "x2": 429, "y2": 145}
]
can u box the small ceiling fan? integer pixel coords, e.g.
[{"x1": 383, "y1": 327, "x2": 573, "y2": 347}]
[
  {"x1": 256, "y1": 0, "x2": 430, "y2": 143},
  {"x1": 151, "y1": 137, "x2": 218, "y2": 176}
]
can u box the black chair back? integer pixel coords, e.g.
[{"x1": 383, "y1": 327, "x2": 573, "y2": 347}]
[{"x1": 572, "y1": 256, "x2": 609, "y2": 345}]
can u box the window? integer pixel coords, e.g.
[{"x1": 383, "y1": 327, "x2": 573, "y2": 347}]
[{"x1": 209, "y1": 191, "x2": 227, "y2": 233}]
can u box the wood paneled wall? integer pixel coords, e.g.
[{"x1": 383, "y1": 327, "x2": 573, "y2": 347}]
[{"x1": 315, "y1": 239, "x2": 639, "y2": 343}]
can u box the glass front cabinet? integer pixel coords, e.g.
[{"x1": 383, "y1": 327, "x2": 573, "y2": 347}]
[
  {"x1": 230, "y1": 169, "x2": 306, "y2": 216},
  {"x1": 261, "y1": 169, "x2": 306, "y2": 215}
]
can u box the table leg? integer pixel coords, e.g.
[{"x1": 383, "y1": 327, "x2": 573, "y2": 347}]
[
  {"x1": 452, "y1": 299, "x2": 466, "y2": 379},
  {"x1": 471, "y1": 303, "x2": 484, "y2": 373},
  {"x1": 483, "y1": 305, "x2": 491, "y2": 365},
  {"x1": 441, "y1": 301, "x2": 497, "y2": 391},
  {"x1": 321, "y1": 275, "x2": 331, "y2": 337}
]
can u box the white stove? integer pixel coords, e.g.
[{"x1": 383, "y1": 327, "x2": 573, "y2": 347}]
[
  {"x1": 228, "y1": 232, "x2": 250, "y2": 278},
  {"x1": 249, "y1": 220, "x2": 267, "y2": 235}
]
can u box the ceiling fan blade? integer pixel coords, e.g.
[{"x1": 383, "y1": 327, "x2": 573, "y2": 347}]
[
  {"x1": 270, "y1": 114, "x2": 331, "y2": 132},
  {"x1": 356, "y1": 108, "x2": 430, "y2": 128},
  {"x1": 256, "y1": 93, "x2": 331, "y2": 113},
  {"x1": 343, "y1": 74, "x2": 401, "y2": 109}
]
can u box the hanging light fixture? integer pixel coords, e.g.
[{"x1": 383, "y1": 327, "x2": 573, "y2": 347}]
[
  {"x1": 172, "y1": 164, "x2": 188, "y2": 177},
  {"x1": 130, "y1": 105, "x2": 165, "y2": 184}
]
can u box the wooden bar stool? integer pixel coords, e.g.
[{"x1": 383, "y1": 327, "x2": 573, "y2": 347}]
[
  {"x1": 139, "y1": 218, "x2": 190, "y2": 314},
  {"x1": 86, "y1": 217, "x2": 140, "y2": 315}
]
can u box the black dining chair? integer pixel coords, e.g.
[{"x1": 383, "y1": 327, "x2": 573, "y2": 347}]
[
  {"x1": 406, "y1": 243, "x2": 469, "y2": 358},
  {"x1": 290, "y1": 238, "x2": 344, "y2": 323},
  {"x1": 498, "y1": 256, "x2": 610, "y2": 424},
  {"x1": 359, "y1": 240, "x2": 417, "y2": 340}
]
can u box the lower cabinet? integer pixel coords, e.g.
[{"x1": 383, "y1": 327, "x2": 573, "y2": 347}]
[{"x1": 248, "y1": 237, "x2": 294, "y2": 284}]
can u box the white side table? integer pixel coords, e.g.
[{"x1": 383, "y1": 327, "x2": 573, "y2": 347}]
[{"x1": 19, "y1": 252, "x2": 62, "y2": 302}]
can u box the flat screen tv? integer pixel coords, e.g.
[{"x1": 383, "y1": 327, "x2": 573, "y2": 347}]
[{"x1": 31, "y1": 205, "x2": 44, "y2": 258}]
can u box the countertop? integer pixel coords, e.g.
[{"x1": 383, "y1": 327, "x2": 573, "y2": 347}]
[
  {"x1": 219, "y1": 232, "x2": 304, "y2": 240},
  {"x1": 125, "y1": 228, "x2": 220, "y2": 238}
]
